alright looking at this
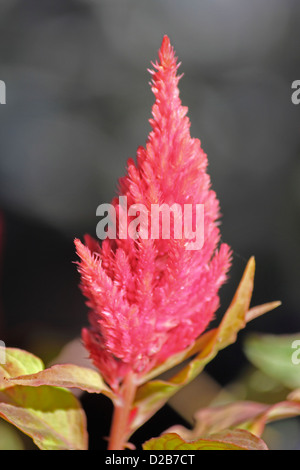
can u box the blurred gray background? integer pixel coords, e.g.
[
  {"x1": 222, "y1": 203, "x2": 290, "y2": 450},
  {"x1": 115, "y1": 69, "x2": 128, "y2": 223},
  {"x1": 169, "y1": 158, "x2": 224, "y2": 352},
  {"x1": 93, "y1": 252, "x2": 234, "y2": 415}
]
[{"x1": 0, "y1": 0, "x2": 299, "y2": 383}]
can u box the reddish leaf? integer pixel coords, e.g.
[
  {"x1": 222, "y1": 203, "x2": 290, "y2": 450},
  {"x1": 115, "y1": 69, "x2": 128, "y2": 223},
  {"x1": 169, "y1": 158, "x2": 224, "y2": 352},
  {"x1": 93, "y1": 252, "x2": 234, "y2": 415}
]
[{"x1": 166, "y1": 397, "x2": 300, "y2": 443}]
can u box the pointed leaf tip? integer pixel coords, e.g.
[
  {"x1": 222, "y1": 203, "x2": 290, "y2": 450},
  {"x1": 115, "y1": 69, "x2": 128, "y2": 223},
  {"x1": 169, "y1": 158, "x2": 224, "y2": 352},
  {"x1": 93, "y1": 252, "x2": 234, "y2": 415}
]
[
  {"x1": 246, "y1": 300, "x2": 282, "y2": 323},
  {"x1": 248, "y1": 256, "x2": 255, "y2": 270}
]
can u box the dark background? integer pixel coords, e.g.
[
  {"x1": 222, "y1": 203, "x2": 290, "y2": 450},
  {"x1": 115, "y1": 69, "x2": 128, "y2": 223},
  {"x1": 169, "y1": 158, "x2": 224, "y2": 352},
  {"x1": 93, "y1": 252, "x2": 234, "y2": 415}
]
[{"x1": 0, "y1": 0, "x2": 299, "y2": 449}]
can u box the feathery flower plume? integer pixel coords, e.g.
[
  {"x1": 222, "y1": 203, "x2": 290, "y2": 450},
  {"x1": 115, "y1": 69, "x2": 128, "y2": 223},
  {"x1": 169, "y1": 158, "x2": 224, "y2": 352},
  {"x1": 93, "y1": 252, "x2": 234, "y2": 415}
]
[{"x1": 75, "y1": 36, "x2": 231, "y2": 392}]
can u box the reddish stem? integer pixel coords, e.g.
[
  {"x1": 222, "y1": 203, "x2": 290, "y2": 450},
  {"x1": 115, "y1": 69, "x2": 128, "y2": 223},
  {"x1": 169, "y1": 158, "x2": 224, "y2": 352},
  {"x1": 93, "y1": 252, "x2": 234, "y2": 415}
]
[{"x1": 107, "y1": 371, "x2": 137, "y2": 450}]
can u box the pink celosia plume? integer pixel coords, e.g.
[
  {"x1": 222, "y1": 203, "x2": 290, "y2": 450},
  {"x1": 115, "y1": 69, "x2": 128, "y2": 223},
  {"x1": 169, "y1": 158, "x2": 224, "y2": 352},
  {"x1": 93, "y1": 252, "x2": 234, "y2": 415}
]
[{"x1": 75, "y1": 36, "x2": 231, "y2": 391}]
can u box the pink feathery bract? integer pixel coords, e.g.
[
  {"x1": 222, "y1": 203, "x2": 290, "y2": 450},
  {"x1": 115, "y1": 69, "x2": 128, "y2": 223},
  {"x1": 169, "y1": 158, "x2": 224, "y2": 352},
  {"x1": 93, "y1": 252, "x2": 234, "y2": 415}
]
[{"x1": 75, "y1": 36, "x2": 231, "y2": 392}]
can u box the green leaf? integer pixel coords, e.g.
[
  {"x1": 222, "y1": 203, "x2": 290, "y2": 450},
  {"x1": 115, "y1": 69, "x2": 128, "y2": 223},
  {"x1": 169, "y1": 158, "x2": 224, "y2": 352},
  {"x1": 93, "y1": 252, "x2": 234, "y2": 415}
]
[
  {"x1": 143, "y1": 430, "x2": 268, "y2": 450},
  {"x1": 0, "y1": 385, "x2": 87, "y2": 450},
  {"x1": 5, "y1": 363, "x2": 114, "y2": 398},
  {"x1": 244, "y1": 333, "x2": 300, "y2": 389},
  {"x1": 0, "y1": 348, "x2": 88, "y2": 450}
]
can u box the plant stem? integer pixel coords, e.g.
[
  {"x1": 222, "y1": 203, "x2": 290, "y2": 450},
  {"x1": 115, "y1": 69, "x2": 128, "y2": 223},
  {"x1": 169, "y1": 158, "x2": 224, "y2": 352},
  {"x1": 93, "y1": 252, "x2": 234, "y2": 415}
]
[{"x1": 107, "y1": 371, "x2": 137, "y2": 450}]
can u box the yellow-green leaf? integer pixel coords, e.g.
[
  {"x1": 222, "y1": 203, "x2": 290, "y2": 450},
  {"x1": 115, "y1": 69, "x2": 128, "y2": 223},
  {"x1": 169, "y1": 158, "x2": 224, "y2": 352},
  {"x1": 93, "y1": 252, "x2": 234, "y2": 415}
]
[
  {"x1": 0, "y1": 347, "x2": 44, "y2": 389},
  {"x1": 143, "y1": 430, "x2": 268, "y2": 450},
  {"x1": 5, "y1": 363, "x2": 113, "y2": 398},
  {"x1": 0, "y1": 385, "x2": 87, "y2": 450},
  {"x1": 0, "y1": 348, "x2": 88, "y2": 450}
]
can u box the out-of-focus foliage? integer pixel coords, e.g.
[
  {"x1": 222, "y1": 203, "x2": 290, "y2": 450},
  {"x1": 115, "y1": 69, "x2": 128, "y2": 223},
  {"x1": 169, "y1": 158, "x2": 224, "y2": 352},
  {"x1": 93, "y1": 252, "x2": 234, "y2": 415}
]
[{"x1": 244, "y1": 333, "x2": 300, "y2": 389}]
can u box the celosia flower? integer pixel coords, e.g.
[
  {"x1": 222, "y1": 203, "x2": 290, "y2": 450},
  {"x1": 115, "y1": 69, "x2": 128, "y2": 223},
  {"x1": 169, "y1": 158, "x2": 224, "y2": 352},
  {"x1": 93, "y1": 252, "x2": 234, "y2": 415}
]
[{"x1": 75, "y1": 36, "x2": 231, "y2": 392}]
